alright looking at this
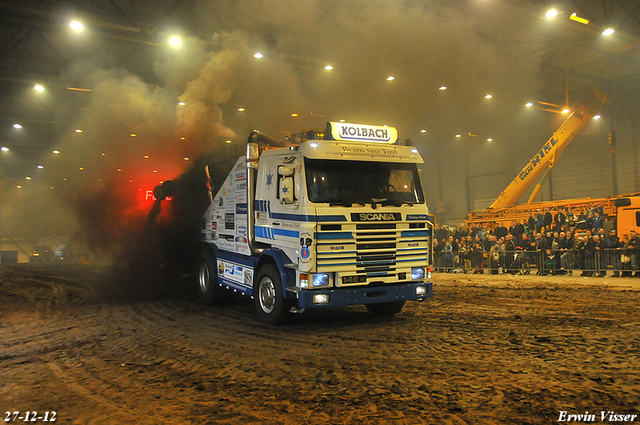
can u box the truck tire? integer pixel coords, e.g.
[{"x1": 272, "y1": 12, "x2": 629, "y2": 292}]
[
  {"x1": 254, "y1": 264, "x2": 290, "y2": 325},
  {"x1": 196, "y1": 249, "x2": 222, "y2": 305},
  {"x1": 365, "y1": 300, "x2": 405, "y2": 317}
]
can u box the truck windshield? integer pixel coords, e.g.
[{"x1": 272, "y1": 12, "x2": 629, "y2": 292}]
[{"x1": 304, "y1": 158, "x2": 425, "y2": 205}]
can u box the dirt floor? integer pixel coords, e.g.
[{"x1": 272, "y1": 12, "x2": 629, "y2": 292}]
[{"x1": 1, "y1": 264, "x2": 639, "y2": 425}]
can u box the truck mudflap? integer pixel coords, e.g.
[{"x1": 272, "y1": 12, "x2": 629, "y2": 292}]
[{"x1": 296, "y1": 281, "x2": 433, "y2": 309}]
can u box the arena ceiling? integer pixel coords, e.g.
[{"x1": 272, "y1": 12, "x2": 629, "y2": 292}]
[{"x1": 0, "y1": 0, "x2": 639, "y2": 182}]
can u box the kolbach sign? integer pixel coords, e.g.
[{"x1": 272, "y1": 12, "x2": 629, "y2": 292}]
[{"x1": 328, "y1": 122, "x2": 398, "y2": 144}]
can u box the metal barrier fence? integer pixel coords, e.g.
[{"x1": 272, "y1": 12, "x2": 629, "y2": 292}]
[{"x1": 433, "y1": 248, "x2": 640, "y2": 277}]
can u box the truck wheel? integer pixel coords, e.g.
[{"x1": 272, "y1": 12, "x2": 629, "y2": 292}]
[
  {"x1": 197, "y1": 249, "x2": 222, "y2": 305},
  {"x1": 366, "y1": 301, "x2": 405, "y2": 317},
  {"x1": 254, "y1": 264, "x2": 290, "y2": 325}
]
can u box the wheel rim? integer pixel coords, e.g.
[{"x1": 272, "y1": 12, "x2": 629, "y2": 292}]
[
  {"x1": 258, "y1": 276, "x2": 276, "y2": 314},
  {"x1": 199, "y1": 262, "x2": 209, "y2": 294}
]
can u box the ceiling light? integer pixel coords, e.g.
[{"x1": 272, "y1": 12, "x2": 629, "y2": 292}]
[
  {"x1": 225, "y1": 140, "x2": 232, "y2": 144},
  {"x1": 569, "y1": 13, "x2": 589, "y2": 25},
  {"x1": 485, "y1": 94, "x2": 493, "y2": 99},
  {"x1": 562, "y1": 108, "x2": 570, "y2": 114},
  {"x1": 602, "y1": 27, "x2": 615, "y2": 36},
  {"x1": 17, "y1": 186, "x2": 22, "y2": 189},
  {"x1": 34, "y1": 84, "x2": 45, "y2": 91},
  {"x1": 130, "y1": 133, "x2": 136, "y2": 137},
  {"x1": 178, "y1": 101, "x2": 186, "y2": 106},
  {"x1": 184, "y1": 157, "x2": 190, "y2": 161},
  {"x1": 14, "y1": 123, "x2": 22, "y2": 129},
  {"x1": 144, "y1": 155, "x2": 150, "y2": 159},
  {"x1": 455, "y1": 134, "x2": 462, "y2": 138},
  {"x1": 169, "y1": 36, "x2": 181, "y2": 46},
  {"x1": 53, "y1": 150, "x2": 60, "y2": 154},
  {"x1": 593, "y1": 115, "x2": 601, "y2": 120},
  {"x1": 545, "y1": 8, "x2": 559, "y2": 18},
  {"x1": 339, "y1": 119, "x2": 345, "y2": 122},
  {"x1": 79, "y1": 167, "x2": 84, "y2": 171},
  {"x1": 324, "y1": 65, "x2": 333, "y2": 71},
  {"x1": 386, "y1": 76, "x2": 395, "y2": 81},
  {"x1": 254, "y1": 52, "x2": 263, "y2": 59},
  {"x1": 487, "y1": 138, "x2": 493, "y2": 142},
  {"x1": 439, "y1": 86, "x2": 447, "y2": 91},
  {"x1": 70, "y1": 20, "x2": 84, "y2": 30},
  {"x1": 421, "y1": 129, "x2": 427, "y2": 133},
  {"x1": 118, "y1": 168, "x2": 122, "y2": 172},
  {"x1": 291, "y1": 113, "x2": 298, "y2": 117},
  {"x1": 238, "y1": 108, "x2": 245, "y2": 112},
  {"x1": 75, "y1": 129, "x2": 83, "y2": 133},
  {"x1": 1, "y1": 147, "x2": 9, "y2": 152},
  {"x1": 37, "y1": 165, "x2": 44, "y2": 169},
  {"x1": 525, "y1": 102, "x2": 534, "y2": 107},
  {"x1": 26, "y1": 176, "x2": 31, "y2": 180}
]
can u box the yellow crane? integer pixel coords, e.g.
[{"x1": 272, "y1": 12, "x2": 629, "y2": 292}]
[{"x1": 490, "y1": 88, "x2": 609, "y2": 210}]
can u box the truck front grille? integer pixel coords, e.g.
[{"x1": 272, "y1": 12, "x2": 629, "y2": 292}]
[{"x1": 315, "y1": 220, "x2": 430, "y2": 286}]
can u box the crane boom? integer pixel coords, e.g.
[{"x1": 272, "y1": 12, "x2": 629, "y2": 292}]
[{"x1": 489, "y1": 88, "x2": 609, "y2": 210}]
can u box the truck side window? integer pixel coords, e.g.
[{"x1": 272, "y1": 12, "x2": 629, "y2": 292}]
[{"x1": 636, "y1": 211, "x2": 640, "y2": 227}]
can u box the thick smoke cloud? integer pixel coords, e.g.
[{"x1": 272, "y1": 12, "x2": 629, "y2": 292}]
[{"x1": 3, "y1": 0, "x2": 544, "y2": 268}]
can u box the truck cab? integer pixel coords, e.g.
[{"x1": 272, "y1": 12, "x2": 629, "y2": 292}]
[{"x1": 199, "y1": 122, "x2": 433, "y2": 324}]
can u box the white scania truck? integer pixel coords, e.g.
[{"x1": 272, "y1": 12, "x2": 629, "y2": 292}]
[{"x1": 198, "y1": 122, "x2": 433, "y2": 324}]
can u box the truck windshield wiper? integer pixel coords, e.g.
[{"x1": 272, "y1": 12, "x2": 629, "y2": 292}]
[{"x1": 328, "y1": 199, "x2": 353, "y2": 207}]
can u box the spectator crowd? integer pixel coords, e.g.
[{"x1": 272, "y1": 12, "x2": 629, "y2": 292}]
[{"x1": 433, "y1": 204, "x2": 640, "y2": 277}]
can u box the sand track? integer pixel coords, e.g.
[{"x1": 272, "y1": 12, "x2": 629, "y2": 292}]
[{"x1": 1, "y1": 264, "x2": 639, "y2": 424}]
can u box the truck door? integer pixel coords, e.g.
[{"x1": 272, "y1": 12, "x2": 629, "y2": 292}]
[{"x1": 254, "y1": 154, "x2": 302, "y2": 257}]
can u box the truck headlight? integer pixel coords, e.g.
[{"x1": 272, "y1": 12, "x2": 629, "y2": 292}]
[
  {"x1": 411, "y1": 267, "x2": 425, "y2": 281},
  {"x1": 312, "y1": 273, "x2": 330, "y2": 287},
  {"x1": 416, "y1": 286, "x2": 427, "y2": 295},
  {"x1": 313, "y1": 294, "x2": 329, "y2": 304}
]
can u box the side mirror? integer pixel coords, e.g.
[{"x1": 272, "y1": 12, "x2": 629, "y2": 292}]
[
  {"x1": 280, "y1": 176, "x2": 294, "y2": 204},
  {"x1": 279, "y1": 165, "x2": 295, "y2": 177}
]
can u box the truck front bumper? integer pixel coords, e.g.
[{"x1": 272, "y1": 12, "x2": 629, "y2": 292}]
[{"x1": 296, "y1": 281, "x2": 433, "y2": 309}]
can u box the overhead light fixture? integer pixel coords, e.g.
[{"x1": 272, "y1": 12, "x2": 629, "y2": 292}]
[
  {"x1": 525, "y1": 102, "x2": 534, "y2": 107},
  {"x1": 339, "y1": 119, "x2": 345, "y2": 122},
  {"x1": 455, "y1": 134, "x2": 462, "y2": 138},
  {"x1": 485, "y1": 94, "x2": 493, "y2": 99},
  {"x1": 238, "y1": 108, "x2": 245, "y2": 112},
  {"x1": 178, "y1": 101, "x2": 186, "y2": 106},
  {"x1": 13, "y1": 123, "x2": 22, "y2": 129},
  {"x1": 593, "y1": 115, "x2": 601, "y2": 120},
  {"x1": 225, "y1": 140, "x2": 232, "y2": 144},
  {"x1": 1, "y1": 147, "x2": 9, "y2": 152},
  {"x1": 545, "y1": 8, "x2": 559, "y2": 18},
  {"x1": 26, "y1": 176, "x2": 32, "y2": 180},
  {"x1": 169, "y1": 36, "x2": 181, "y2": 46},
  {"x1": 253, "y1": 52, "x2": 263, "y2": 59},
  {"x1": 562, "y1": 108, "x2": 570, "y2": 114},
  {"x1": 602, "y1": 27, "x2": 615, "y2": 36},
  {"x1": 421, "y1": 129, "x2": 427, "y2": 133},
  {"x1": 439, "y1": 86, "x2": 447, "y2": 91},
  {"x1": 130, "y1": 133, "x2": 137, "y2": 137},
  {"x1": 75, "y1": 129, "x2": 83, "y2": 133},
  {"x1": 487, "y1": 138, "x2": 493, "y2": 142},
  {"x1": 144, "y1": 155, "x2": 150, "y2": 159},
  {"x1": 324, "y1": 65, "x2": 333, "y2": 71},
  {"x1": 34, "y1": 84, "x2": 45, "y2": 91},
  {"x1": 17, "y1": 186, "x2": 22, "y2": 189},
  {"x1": 569, "y1": 13, "x2": 589, "y2": 25},
  {"x1": 291, "y1": 113, "x2": 298, "y2": 117},
  {"x1": 386, "y1": 76, "x2": 395, "y2": 81},
  {"x1": 184, "y1": 157, "x2": 190, "y2": 161},
  {"x1": 37, "y1": 165, "x2": 44, "y2": 169},
  {"x1": 53, "y1": 150, "x2": 60, "y2": 154},
  {"x1": 70, "y1": 20, "x2": 84, "y2": 30}
]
